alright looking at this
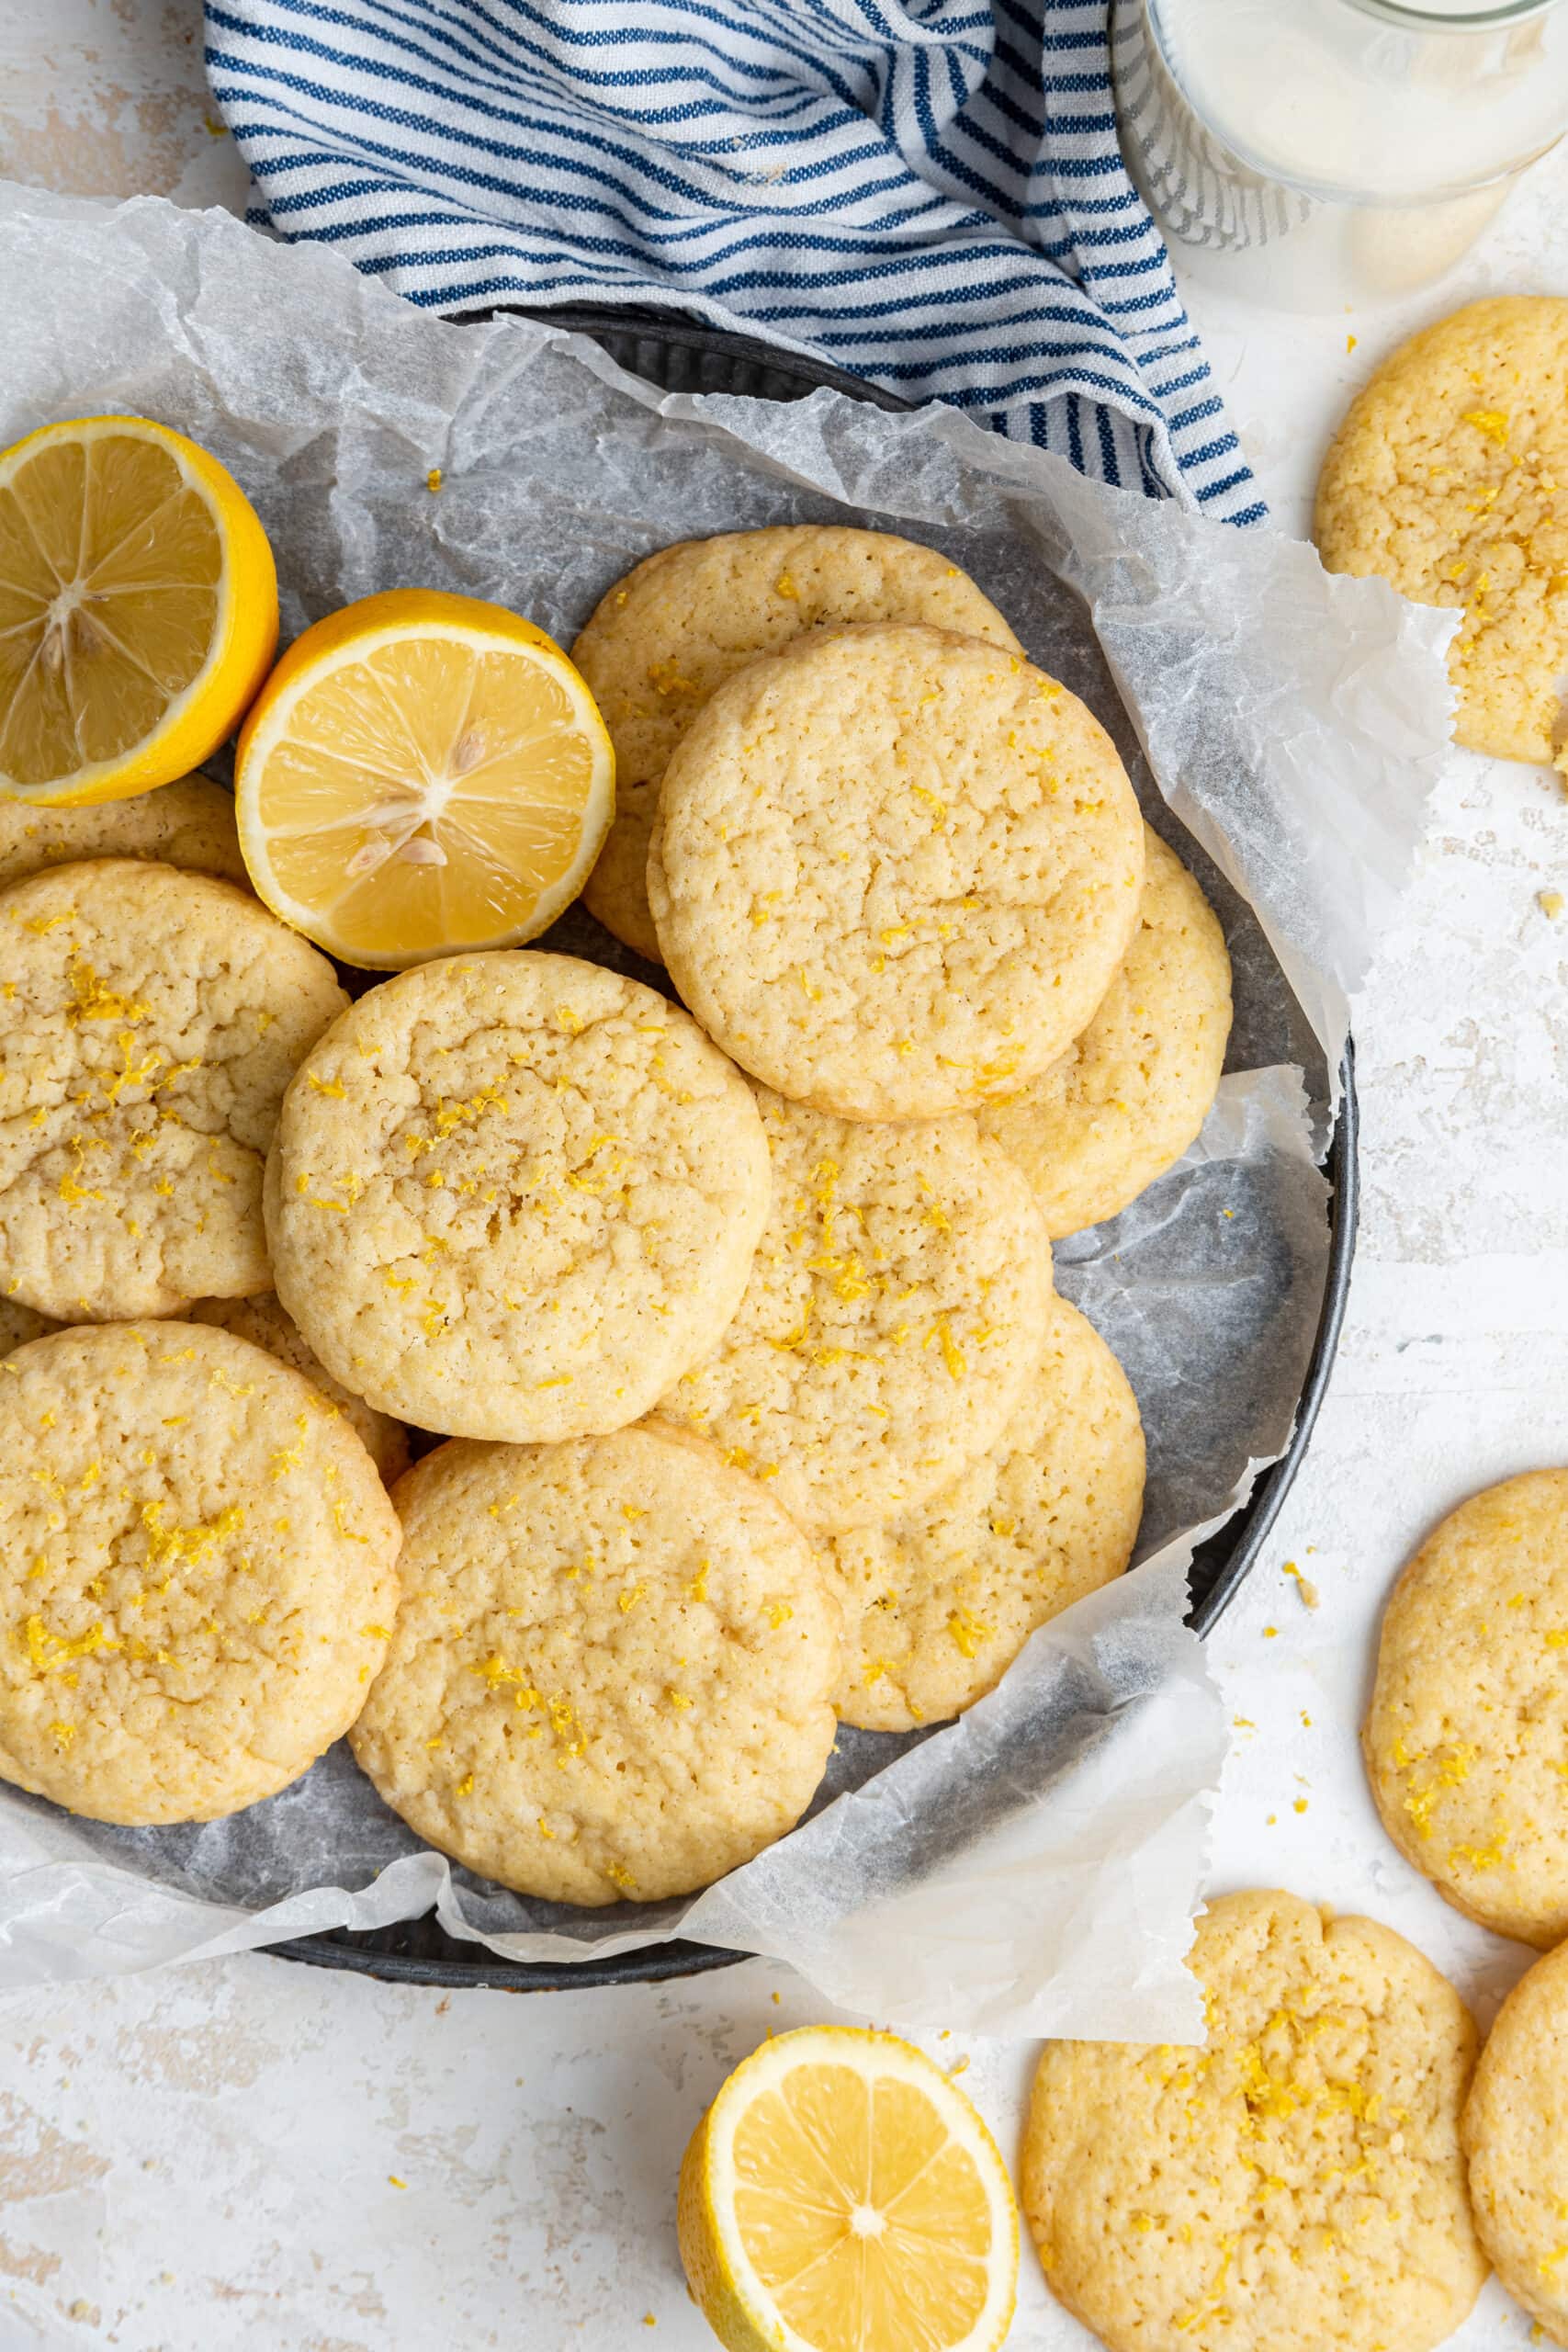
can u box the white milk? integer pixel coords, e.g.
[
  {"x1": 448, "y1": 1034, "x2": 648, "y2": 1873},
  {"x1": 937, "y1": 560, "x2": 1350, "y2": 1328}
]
[{"x1": 1113, "y1": 0, "x2": 1568, "y2": 309}]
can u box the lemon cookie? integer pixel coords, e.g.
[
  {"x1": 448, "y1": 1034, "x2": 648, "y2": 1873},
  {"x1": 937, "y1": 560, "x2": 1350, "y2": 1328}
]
[
  {"x1": 829, "y1": 1296, "x2": 1143, "y2": 1729},
  {"x1": 0, "y1": 860, "x2": 346, "y2": 1321},
  {"x1": 1363, "y1": 1468, "x2": 1568, "y2": 1947},
  {"x1": 658, "y1": 1085, "x2": 1050, "y2": 1535},
  {"x1": 1464, "y1": 1938, "x2": 1568, "y2": 2346},
  {"x1": 0, "y1": 775, "x2": 246, "y2": 893},
  {"x1": 0, "y1": 1319, "x2": 400, "y2": 1825},
  {"x1": 0, "y1": 1297, "x2": 56, "y2": 1358},
  {"x1": 648, "y1": 623, "x2": 1144, "y2": 1121},
  {"x1": 1021, "y1": 1888, "x2": 1486, "y2": 2352},
  {"x1": 573, "y1": 526, "x2": 1021, "y2": 963},
  {"x1": 187, "y1": 1294, "x2": 410, "y2": 1487},
  {"x1": 350, "y1": 1423, "x2": 839, "y2": 1905},
  {"x1": 266, "y1": 951, "x2": 770, "y2": 1443},
  {"x1": 1316, "y1": 297, "x2": 1568, "y2": 768},
  {"x1": 979, "y1": 828, "x2": 1232, "y2": 1237}
]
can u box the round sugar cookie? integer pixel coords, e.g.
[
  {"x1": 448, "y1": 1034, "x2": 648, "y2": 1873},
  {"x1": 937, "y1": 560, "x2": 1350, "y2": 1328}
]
[
  {"x1": 187, "y1": 1293, "x2": 410, "y2": 1487},
  {"x1": 1464, "y1": 1938, "x2": 1568, "y2": 2346},
  {"x1": 350, "y1": 1423, "x2": 840, "y2": 1905},
  {"x1": 266, "y1": 950, "x2": 770, "y2": 1443},
  {"x1": 0, "y1": 774, "x2": 247, "y2": 894},
  {"x1": 658, "y1": 1084, "x2": 1051, "y2": 1535},
  {"x1": 1316, "y1": 297, "x2": 1568, "y2": 768},
  {"x1": 829, "y1": 1295, "x2": 1143, "y2": 1729},
  {"x1": 572, "y1": 526, "x2": 1021, "y2": 963},
  {"x1": 979, "y1": 828, "x2": 1232, "y2": 1237},
  {"x1": 1363, "y1": 1468, "x2": 1568, "y2": 1947},
  {"x1": 0, "y1": 1319, "x2": 400, "y2": 1826},
  {"x1": 0, "y1": 1296, "x2": 57, "y2": 1359},
  {"x1": 647, "y1": 623, "x2": 1145, "y2": 1122},
  {"x1": 0, "y1": 860, "x2": 346, "y2": 1321},
  {"x1": 1021, "y1": 1888, "x2": 1487, "y2": 2352}
]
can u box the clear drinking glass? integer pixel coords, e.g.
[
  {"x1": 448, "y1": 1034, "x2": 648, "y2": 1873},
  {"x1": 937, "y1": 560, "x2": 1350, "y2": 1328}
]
[{"x1": 1112, "y1": 0, "x2": 1568, "y2": 310}]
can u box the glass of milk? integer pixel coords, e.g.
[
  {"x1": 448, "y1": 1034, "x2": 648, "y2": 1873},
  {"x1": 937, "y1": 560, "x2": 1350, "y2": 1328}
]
[{"x1": 1112, "y1": 0, "x2": 1568, "y2": 310}]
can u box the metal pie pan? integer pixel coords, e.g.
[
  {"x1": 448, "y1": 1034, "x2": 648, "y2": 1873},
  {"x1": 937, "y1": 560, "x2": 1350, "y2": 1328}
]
[{"x1": 271, "y1": 307, "x2": 1358, "y2": 1994}]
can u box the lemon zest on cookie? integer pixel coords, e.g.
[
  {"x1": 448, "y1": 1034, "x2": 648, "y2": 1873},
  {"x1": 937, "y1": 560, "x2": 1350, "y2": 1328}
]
[{"x1": 23, "y1": 1616, "x2": 118, "y2": 1673}]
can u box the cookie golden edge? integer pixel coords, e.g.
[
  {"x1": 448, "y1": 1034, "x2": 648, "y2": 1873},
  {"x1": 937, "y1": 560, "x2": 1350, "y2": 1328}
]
[
  {"x1": 1315, "y1": 296, "x2": 1568, "y2": 766},
  {"x1": 1021, "y1": 1887, "x2": 1487, "y2": 2352},
  {"x1": 0, "y1": 772, "x2": 248, "y2": 894},
  {"x1": 1463, "y1": 1938, "x2": 1568, "y2": 2347},
  {"x1": 1362, "y1": 1467, "x2": 1568, "y2": 1949}
]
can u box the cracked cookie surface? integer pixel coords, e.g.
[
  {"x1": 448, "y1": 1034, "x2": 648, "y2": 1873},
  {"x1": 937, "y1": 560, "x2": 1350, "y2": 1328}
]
[
  {"x1": 1022, "y1": 1888, "x2": 1486, "y2": 2352},
  {"x1": 647, "y1": 623, "x2": 1145, "y2": 1120},
  {"x1": 1316, "y1": 296, "x2": 1568, "y2": 768},
  {"x1": 0, "y1": 774, "x2": 247, "y2": 894},
  {"x1": 351, "y1": 1422, "x2": 840, "y2": 1905},
  {"x1": 0, "y1": 859, "x2": 346, "y2": 1320},
  {"x1": 572, "y1": 526, "x2": 1021, "y2": 963},
  {"x1": 829, "y1": 1295, "x2": 1143, "y2": 1729},
  {"x1": 266, "y1": 950, "x2": 770, "y2": 1442},
  {"x1": 0, "y1": 1319, "x2": 400, "y2": 1825},
  {"x1": 980, "y1": 828, "x2": 1231, "y2": 1238},
  {"x1": 658, "y1": 1083, "x2": 1051, "y2": 1534},
  {"x1": 1363, "y1": 1468, "x2": 1568, "y2": 1948}
]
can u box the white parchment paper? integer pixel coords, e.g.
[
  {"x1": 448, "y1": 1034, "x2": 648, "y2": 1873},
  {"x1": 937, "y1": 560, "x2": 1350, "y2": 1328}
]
[{"x1": 0, "y1": 185, "x2": 1457, "y2": 2033}]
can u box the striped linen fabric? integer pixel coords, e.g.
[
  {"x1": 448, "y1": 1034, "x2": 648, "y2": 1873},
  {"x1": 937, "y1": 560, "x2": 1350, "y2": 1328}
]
[{"x1": 204, "y1": 0, "x2": 1264, "y2": 524}]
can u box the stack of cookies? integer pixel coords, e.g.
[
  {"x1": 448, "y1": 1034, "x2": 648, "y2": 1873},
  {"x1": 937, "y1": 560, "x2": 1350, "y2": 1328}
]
[{"x1": 0, "y1": 524, "x2": 1234, "y2": 1911}]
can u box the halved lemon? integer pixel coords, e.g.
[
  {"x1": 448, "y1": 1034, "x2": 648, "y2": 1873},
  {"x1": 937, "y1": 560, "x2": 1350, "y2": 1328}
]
[
  {"x1": 677, "y1": 2027, "x2": 1018, "y2": 2352},
  {"x1": 235, "y1": 587, "x2": 615, "y2": 967},
  {"x1": 0, "y1": 414, "x2": 277, "y2": 806}
]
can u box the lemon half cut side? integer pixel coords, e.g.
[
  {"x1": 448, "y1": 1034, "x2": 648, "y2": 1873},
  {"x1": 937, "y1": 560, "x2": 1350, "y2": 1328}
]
[
  {"x1": 235, "y1": 588, "x2": 615, "y2": 967},
  {"x1": 678, "y1": 2026, "x2": 1019, "y2": 2352},
  {"x1": 0, "y1": 414, "x2": 277, "y2": 806}
]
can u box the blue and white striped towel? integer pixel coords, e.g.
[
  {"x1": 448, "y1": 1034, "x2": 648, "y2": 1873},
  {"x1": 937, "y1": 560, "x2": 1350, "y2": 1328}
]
[{"x1": 205, "y1": 0, "x2": 1263, "y2": 525}]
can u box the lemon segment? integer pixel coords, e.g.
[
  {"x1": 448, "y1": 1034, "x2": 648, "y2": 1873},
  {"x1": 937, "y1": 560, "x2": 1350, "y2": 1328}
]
[
  {"x1": 235, "y1": 588, "x2": 615, "y2": 967},
  {"x1": 678, "y1": 2026, "x2": 1018, "y2": 2352},
  {"x1": 0, "y1": 414, "x2": 277, "y2": 806}
]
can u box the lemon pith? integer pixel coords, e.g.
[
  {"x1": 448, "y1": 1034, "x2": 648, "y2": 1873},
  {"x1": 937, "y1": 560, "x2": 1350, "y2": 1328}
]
[
  {"x1": 677, "y1": 2026, "x2": 1019, "y2": 2352},
  {"x1": 0, "y1": 414, "x2": 277, "y2": 807},
  {"x1": 235, "y1": 588, "x2": 615, "y2": 967}
]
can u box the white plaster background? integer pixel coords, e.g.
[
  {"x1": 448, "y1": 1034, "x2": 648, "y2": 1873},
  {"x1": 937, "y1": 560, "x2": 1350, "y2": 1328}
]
[{"x1": 0, "y1": 5, "x2": 1565, "y2": 2346}]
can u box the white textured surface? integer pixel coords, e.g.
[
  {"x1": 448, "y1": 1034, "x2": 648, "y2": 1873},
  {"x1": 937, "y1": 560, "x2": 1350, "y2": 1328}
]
[{"x1": 1, "y1": 6, "x2": 1566, "y2": 2346}]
